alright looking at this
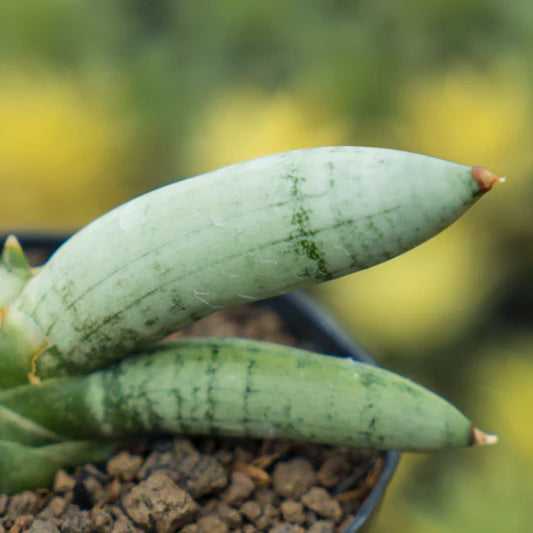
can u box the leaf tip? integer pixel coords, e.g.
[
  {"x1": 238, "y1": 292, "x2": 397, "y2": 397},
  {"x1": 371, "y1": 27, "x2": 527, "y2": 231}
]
[
  {"x1": 471, "y1": 166, "x2": 506, "y2": 193},
  {"x1": 1, "y1": 234, "x2": 32, "y2": 272},
  {"x1": 470, "y1": 425, "x2": 499, "y2": 446}
]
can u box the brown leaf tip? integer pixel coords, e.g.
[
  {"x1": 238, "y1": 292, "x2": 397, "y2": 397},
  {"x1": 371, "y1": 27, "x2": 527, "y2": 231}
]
[
  {"x1": 470, "y1": 425, "x2": 499, "y2": 446},
  {"x1": 471, "y1": 166, "x2": 506, "y2": 193}
]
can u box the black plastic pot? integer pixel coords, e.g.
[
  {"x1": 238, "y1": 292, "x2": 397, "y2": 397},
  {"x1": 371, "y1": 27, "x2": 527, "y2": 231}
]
[{"x1": 3, "y1": 233, "x2": 400, "y2": 532}]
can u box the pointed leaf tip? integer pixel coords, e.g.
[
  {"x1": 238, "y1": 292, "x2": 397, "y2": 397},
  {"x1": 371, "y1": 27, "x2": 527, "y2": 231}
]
[
  {"x1": 471, "y1": 166, "x2": 505, "y2": 193},
  {"x1": 470, "y1": 426, "x2": 499, "y2": 446},
  {"x1": 1, "y1": 235, "x2": 29, "y2": 270},
  {"x1": 4, "y1": 235, "x2": 21, "y2": 248}
]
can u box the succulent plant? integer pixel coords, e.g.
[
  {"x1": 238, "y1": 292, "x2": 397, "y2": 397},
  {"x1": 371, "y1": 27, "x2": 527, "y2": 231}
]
[{"x1": 0, "y1": 147, "x2": 500, "y2": 492}]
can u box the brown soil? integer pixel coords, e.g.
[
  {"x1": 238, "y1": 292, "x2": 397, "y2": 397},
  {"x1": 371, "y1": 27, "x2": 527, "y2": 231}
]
[{"x1": 0, "y1": 305, "x2": 382, "y2": 533}]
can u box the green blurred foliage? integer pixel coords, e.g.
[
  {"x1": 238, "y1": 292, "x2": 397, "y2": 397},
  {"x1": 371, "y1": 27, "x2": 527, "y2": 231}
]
[{"x1": 0, "y1": 1, "x2": 531, "y2": 531}]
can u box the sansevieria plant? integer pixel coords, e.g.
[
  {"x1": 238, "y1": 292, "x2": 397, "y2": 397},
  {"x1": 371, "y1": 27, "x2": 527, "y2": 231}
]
[{"x1": 0, "y1": 146, "x2": 501, "y2": 493}]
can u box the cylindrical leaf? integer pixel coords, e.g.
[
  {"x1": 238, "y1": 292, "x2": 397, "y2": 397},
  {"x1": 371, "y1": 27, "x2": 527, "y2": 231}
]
[
  {"x1": 0, "y1": 338, "x2": 493, "y2": 452},
  {"x1": 1, "y1": 147, "x2": 500, "y2": 384},
  {"x1": 0, "y1": 439, "x2": 114, "y2": 494}
]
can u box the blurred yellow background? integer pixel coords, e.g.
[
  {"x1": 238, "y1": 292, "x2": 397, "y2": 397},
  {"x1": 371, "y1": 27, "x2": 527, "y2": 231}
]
[{"x1": 1, "y1": 2, "x2": 531, "y2": 531}]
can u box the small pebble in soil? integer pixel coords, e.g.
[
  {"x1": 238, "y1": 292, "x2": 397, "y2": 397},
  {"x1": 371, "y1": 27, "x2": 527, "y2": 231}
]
[
  {"x1": 272, "y1": 459, "x2": 317, "y2": 500},
  {"x1": 122, "y1": 472, "x2": 199, "y2": 532}
]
